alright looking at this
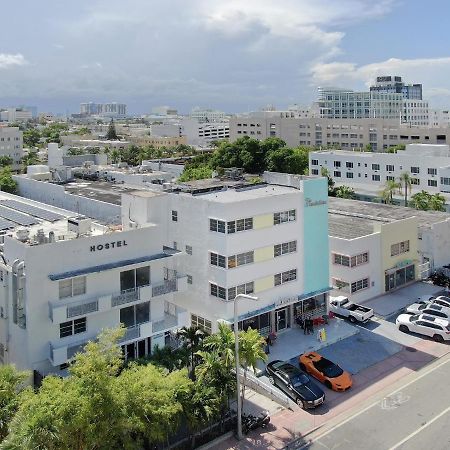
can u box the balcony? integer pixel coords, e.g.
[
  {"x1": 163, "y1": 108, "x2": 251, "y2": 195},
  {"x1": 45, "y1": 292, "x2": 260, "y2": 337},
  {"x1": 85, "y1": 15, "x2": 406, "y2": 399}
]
[
  {"x1": 49, "y1": 338, "x2": 90, "y2": 366},
  {"x1": 49, "y1": 295, "x2": 110, "y2": 323},
  {"x1": 152, "y1": 307, "x2": 189, "y2": 334},
  {"x1": 118, "y1": 321, "x2": 153, "y2": 343}
]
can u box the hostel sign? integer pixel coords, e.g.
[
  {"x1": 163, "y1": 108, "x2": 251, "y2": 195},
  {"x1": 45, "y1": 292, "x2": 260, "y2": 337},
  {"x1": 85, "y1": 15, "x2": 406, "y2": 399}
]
[{"x1": 90, "y1": 240, "x2": 128, "y2": 252}]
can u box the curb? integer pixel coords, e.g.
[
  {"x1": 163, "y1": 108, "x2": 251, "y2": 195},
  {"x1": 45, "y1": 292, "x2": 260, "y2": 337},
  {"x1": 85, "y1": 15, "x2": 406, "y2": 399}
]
[{"x1": 197, "y1": 431, "x2": 234, "y2": 450}]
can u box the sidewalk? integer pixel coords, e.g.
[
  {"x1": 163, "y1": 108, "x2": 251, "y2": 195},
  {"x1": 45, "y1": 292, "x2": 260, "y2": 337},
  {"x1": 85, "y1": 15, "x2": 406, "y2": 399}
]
[
  {"x1": 213, "y1": 338, "x2": 450, "y2": 450},
  {"x1": 257, "y1": 318, "x2": 358, "y2": 374}
]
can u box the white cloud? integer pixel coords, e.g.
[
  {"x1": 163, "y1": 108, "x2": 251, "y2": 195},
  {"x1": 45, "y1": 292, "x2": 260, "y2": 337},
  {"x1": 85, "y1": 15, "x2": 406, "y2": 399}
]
[{"x1": 0, "y1": 53, "x2": 28, "y2": 69}]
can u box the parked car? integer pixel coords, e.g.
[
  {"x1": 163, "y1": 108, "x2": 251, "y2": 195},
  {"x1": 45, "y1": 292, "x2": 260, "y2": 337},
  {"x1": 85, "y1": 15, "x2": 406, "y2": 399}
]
[
  {"x1": 266, "y1": 360, "x2": 325, "y2": 409},
  {"x1": 418, "y1": 295, "x2": 450, "y2": 309},
  {"x1": 406, "y1": 302, "x2": 450, "y2": 319},
  {"x1": 329, "y1": 296, "x2": 374, "y2": 323},
  {"x1": 396, "y1": 313, "x2": 450, "y2": 343},
  {"x1": 299, "y1": 351, "x2": 352, "y2": 391}
]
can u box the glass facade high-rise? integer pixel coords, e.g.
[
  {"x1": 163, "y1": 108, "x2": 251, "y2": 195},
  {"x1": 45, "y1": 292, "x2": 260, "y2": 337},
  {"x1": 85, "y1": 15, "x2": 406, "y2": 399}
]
[{"x1": 370, "y1": 76, "x2": 422, "y2": 100}]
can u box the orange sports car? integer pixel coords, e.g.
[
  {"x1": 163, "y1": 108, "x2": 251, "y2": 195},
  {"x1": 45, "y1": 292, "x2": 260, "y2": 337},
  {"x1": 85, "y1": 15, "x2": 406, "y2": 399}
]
[{"x1": 299, "y1": 351, "x2": 352, "y2": 392}]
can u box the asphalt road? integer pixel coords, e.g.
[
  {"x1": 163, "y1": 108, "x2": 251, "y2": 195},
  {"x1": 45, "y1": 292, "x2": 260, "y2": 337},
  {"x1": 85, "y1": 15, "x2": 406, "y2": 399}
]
[{"x1": 300, "y1": 354, "x2": 450, "y2": 450}]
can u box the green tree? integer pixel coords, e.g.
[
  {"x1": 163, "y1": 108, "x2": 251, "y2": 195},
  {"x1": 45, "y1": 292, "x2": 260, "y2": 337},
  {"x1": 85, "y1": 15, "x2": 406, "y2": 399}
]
[
  {"x1": 321, "y1": 167, "x2": 336, "y2": 196},
  {"x1": 238, "y1": 328, "x2": 267, "y2": 410},
  {"x1": 399, "y1": 172, "x2": 412, "y2": 206},
  {"x1": 410, "y1": 191, "x2": 446, "y2": 211},
  {"x1": 0, "y1": 365, "x2": 29, "y2": 442},
  {"x1": 2, "y1": 328, "x2": 126, "y2": 450},
  {"x1": 0, "y1": 156, "x2": 13, "y2": 168},
  {"x1": 265, "y1": 147, "x2": 309, "y2": 174},
  {"x1": 334, "y1": 185, "x2": 356, "y2": 199},
  {"x1": 176, "y1": 326, "x2": 205, "y2": 380},
  {"x1": 202, "y1": 322, "x2": 235, "y2": 369},
  {"x1": 0, "y1": 167, "x2": 18, "y2": 194},
  {"x1": 22, "y1": 128, "x2": 41, "y2": 148},
  {"x1": 110, "y1": 148, "x2": 121, "y2": 164},
  {"x1": 115, "y1": 363, "x2": 190, "y2": 447},
  {"x1": 380, "y1": 179, "x2": 401, "y2": 204},
  {"x1": 106, "y1": 119, "x2": 118, "y2": 140},
  {"x1": 178, "y1": 166, "x2": 212, "y2": 182},
  {"x1": 429, "y1": 193, "x2": 446, "y2": 212}
]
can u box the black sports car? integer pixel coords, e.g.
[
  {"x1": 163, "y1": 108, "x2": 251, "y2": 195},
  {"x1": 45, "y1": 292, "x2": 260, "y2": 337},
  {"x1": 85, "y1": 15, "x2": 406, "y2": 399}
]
[{"x1": 266, "y1": 360, "x2": 325, "y2": 409}]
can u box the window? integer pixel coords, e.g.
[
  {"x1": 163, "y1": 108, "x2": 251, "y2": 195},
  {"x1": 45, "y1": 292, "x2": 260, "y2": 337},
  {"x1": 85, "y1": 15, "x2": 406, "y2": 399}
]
[
  {"x1": 191, "y1": 314, "x2": 212, "y2": 334},
  {"x1": 210, "y1": 283, "x2": 227, "y2": 300},
  {"x1": 187, "y1": 275, "x2": 193, "y2": 284},
  {"x1": 227, "y1": 217, "x2": 253, "y2": 233},
  {"x1": 333, "y1": 253, "x2": 350, "y2": 266},
  {"x1": 274, "y1": 269, "x2": 297, "y2": 286},
  {"x1": 351, "y1": 278, "x2": 369, "y2": 293},
  {"x1": 311, "y1": 159, "x2": 318, "y2": 165},
  {"x1": 274, "y1": 210, "x2": 296, "y2": 225},
  {"x1": 332, "y1": 171, "x2": 341, "y2": 178},
  {"x1": 428, "y1": 168, "x2": 437, "y2": 175},
  {"x1": 386, "y1": 164, "x2": 394, "y2": 172},
  {"x1": 411, "y1": 178, "x2": 420, "y2": 185},
  {"x1": 228, "y1": 251, "x2": 254, "y2": 268},
  {"x1": 332, "y1": 278, "x2": 350, "y2": 293},
  {"x1": 346, "y1": 172, "x2": 354, "y2": 179},
  {"x1": 120, "y1": 302, "x2": 150, "y2": 328},
  {"x1": 391, "y1": 240, "x2": 410, "y2": 256},
  {"x1": 350, "y1": 252, "x2": 369, "y2": 267},
  {"x1": 386, "y1": 176, "x2": 395, "y2": 181},
  {"x1": 210, "y1": 252, "x2": 226, "y2": 268},
  {"x1": 346, "y1": 162, "x2": 353, "y2": 168},
  {"x1": 311, "y1": 169, "x2": 319, "y2": 175},
  {"x1": 274, "y1": 241, "x2": 297, "y2": 257},
  {"x1": 209, "y1": 218, "x2": 226, "y2": 233},
  {"x1": 120, "y1": 267, "x2": 150, "y2": 292},
  {"x1": 372, "y1": 174, "x2": 381, "y2": 181},
  {"x1": 371, "y1": 164, "x2": 380, "y2": 171},
  {"x1": 185, "y1": 245, "x2": 192, "y2": 255},
  {"x1": 59, "y1": 276, "x2": 86, "y2": 299},
  {"x1": 411, "y1": 166, "x2": 420, "y2": 174},
  {"x1": 428, "y1": 179, "x2": 438, "y2": 187},
  {"x1": 334, "y1": 161, "x2": 341, "y2": 167},
  {"x1": 227, "y1": 282, "x2": 254, "y2": 300},
  {"x1": 171, "y1": 210, "x2": 178, "y2": 222},
  {"x1": 441, "y1": 177, "x2": 450, "y2": 186},
  {"x1": 60, "y1": 317, "x2": 86, "y2": 338}
]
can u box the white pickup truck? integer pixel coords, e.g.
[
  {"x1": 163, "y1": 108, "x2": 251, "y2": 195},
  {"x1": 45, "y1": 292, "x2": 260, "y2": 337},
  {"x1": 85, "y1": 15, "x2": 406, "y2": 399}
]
[{"x1": 329, "y1": 296, "x2": 374, "y2": 323}]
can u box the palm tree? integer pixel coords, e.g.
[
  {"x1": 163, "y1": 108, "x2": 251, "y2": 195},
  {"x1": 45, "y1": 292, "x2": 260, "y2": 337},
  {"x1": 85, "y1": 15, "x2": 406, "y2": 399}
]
[
  {"x1": 176, "y1": 326, "x2": 205, "y2": 380},
  {"x1": 380, "y1": 179, "x2": 401, "y2": 204},
  {"x1": 238, "y1": 328, "x2": 267, "y2": 411},
  {"x1": 202, "y1": 322, "x2": 235, "y2": 369},
  {"x1": 399, "y1": 172, "x2": 412, "y2": 207}
]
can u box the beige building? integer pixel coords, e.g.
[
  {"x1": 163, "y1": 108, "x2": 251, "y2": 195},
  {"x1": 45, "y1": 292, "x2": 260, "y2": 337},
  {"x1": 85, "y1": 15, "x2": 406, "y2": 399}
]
[
  {"x1": 130, "y1": 135, "x2": 187, "y2": 149},
  {"x1": 230, "y1": 115, "x2": 450, "y2": 152}
]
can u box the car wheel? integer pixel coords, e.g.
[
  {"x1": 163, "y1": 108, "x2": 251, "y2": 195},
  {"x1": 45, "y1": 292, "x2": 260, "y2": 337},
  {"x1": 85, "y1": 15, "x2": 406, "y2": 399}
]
[
  {"x1": 268, "y1": 376, "x2": 275, "y2": 385},
  {"x1": 299, "y1": 363, "x2": 306, "y2": 371},
  {"x1": 399, "y1": 325, "x2": 409, "y2": 333},
  {"x1": 296, "y1": 397, "x2": 305, "y2": 409},
  {"x1": 349, "y1": 316, "x2": 357, "y2": 324},
  {"x1": 433, "y1": 334, "x2": 444, "y2": 343},
  {"x1": 325, "y1": 380, "x2": 332, "y2": 390}
]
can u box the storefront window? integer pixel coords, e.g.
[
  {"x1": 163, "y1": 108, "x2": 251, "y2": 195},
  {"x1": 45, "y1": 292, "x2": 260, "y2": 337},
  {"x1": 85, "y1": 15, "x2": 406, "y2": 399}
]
[{"x1": 239, "y1": 312, "x2": 270, "y2": 335}]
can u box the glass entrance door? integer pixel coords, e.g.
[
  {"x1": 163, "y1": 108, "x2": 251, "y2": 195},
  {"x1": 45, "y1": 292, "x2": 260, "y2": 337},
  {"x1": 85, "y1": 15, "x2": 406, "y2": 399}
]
[{"x1": 276, "y1": 308, "x2": 288, "y2": 332}]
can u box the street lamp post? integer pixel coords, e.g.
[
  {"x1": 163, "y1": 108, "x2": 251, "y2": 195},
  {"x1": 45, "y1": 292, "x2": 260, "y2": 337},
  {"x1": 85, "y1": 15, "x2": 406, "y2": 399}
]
[{"x1": 233, "y1": 293, "x2": 258, "y2": 440}]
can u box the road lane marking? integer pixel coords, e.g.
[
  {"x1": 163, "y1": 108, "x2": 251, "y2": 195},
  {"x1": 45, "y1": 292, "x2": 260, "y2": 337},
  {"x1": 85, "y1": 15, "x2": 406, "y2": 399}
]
[
  {"x1": 297, "y1": 356, "x2": 450, "y2": 449},
  {"x1": 387, "y1": 406, "x2": 450, "y2": 450}
]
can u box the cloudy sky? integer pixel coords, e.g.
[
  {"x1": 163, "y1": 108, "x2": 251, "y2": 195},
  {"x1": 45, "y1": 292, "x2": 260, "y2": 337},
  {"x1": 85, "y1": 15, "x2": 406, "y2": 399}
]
[{"x1": 1, "y1": 0, "x2": 449, "y2": 114}]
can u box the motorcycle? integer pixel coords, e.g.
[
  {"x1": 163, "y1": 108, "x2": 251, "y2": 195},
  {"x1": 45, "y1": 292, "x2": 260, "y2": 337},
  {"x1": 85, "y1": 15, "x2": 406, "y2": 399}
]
[{"x1": 242, "y1": 410, "x2": 270, "y2": 434}]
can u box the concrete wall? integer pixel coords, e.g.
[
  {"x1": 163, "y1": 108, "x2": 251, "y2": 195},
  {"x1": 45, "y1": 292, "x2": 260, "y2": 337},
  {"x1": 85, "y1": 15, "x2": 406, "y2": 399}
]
[{"x1": 13, "y1": 176, "x2": 121, "y2": 224}]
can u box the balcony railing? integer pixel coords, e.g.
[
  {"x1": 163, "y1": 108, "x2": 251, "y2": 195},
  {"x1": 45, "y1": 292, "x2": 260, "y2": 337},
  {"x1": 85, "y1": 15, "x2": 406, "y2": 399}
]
[
  {"x1": 111, "y1": 289, "x2": 139, "y2": 307},
  {"x1": 67, "y1": 300, "x2": 99, "y2": 318},
  {"x1": 152, "y1": 279, "x2": 177, "y2": 297}
]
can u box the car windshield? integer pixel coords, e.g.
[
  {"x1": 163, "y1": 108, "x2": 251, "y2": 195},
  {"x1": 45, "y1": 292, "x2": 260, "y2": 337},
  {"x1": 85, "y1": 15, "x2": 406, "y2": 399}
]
[
  {"x1": 313, "y1": 358, "x2": 344, "y2": 378},
  {"x1": 410, "y1": 314, "x2": 420, "y2": 322},
  {"x1": 291, "y1": 373, "x2": 310, "y2": 387},
  {"x1": 418, "y1": 304, "x2": 426, "y2": 311}
]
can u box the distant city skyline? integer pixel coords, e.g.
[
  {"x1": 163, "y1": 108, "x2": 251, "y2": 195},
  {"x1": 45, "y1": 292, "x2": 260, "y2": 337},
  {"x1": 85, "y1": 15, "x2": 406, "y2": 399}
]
[{"x1": 1, "y1": 0, "x2": 450, "y2": 114}]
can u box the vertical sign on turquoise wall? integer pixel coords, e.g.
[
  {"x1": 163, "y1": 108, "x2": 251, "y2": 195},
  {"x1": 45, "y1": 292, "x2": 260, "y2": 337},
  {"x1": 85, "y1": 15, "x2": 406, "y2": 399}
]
[{"x1": 301, "y1": 177, "x2": 329, "y2": 294}]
